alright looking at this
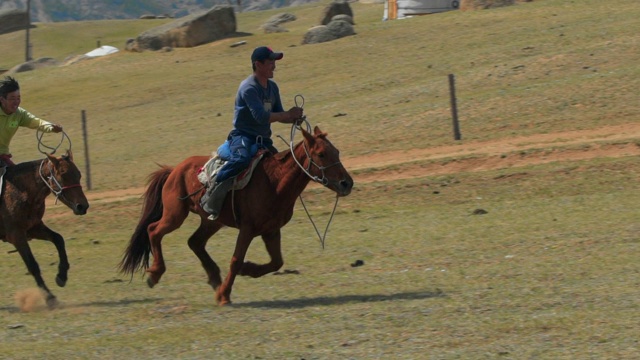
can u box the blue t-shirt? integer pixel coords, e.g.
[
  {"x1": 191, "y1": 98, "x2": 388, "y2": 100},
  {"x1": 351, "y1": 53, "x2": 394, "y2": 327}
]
[{"x1": 231, "y1": 75, "x2": 284, "y2": 141}]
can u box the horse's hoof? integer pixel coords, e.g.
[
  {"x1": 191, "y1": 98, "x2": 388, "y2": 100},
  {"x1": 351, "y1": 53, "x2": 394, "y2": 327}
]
[
  {"x1": 146, "y1": 277, "x2": 156, "y2": 288},
  {"x1": 215, "y1": 293, "x2": 231, "y2": 306},
  {"x1": 55, "y1": 275, "x2": 67, "y2": 287},
  {"x1": 208, "y1": 281, "x2": 221, "y2": 291},
  {"x1": 46, "y1": 295, "x2": 59, "y2": 309}
]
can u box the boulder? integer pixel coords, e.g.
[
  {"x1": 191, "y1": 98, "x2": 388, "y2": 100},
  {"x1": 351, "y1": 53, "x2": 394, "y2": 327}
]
[
  {"x1": 331, "y1": 14, "x2": 354, "y2": 25},
  {"x1": 260, "y1": 12, "x2": 296, "y2": 33},
  {"x1": 320, "y1": 1, "x2": 353, "y2": 26},
  {"x1": 302, "y1": 25, "x2": 337, "y2": 45},
  {"x1": 6, "y1": 58, "x2": 57, "y2": 75},
  {"x1": 303, "y1": 13, "x2": 355, "y2": 45},
  {"x1": 265, "y1": 13, "x2": 297, "y2": 26},
  {"x1": 132, "y1": 6, "x2": 236, "y2": 51},
  {"x1": 327, "y1": 19, "x2": 355, "y2": 38}
]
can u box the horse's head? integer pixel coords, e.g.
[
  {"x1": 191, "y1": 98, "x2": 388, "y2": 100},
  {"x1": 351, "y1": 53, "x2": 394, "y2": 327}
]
[
  {"x1": 45, "y1": 150, "x2": 90, "y2": 215},
  {"x1": 301, "y1": 126, "x2": 354, "y2": 197}
]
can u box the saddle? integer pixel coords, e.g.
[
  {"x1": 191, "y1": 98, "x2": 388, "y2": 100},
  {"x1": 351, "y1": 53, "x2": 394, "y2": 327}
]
[{"x1": 197, "y1": 149, "x2": 267, "y2": 190}]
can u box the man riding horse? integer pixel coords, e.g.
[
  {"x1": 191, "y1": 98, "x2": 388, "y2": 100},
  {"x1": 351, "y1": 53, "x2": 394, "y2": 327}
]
[
  {"x1": 200, "y1": 46, "x2": 304, "y2": 219},
  {"x1": 0, "y1": 76, "x2": 64, "y2": 167}
]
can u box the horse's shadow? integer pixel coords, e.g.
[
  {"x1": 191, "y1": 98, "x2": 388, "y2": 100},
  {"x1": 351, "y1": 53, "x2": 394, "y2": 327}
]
[
  {"x1": 0, "y1": 290, "x2": 445, "y2": 313},
  {"x1": 233, "y1": 289, "x2": 446, "y2": 309},
  {"x1": 0, "y1": 297, "x2": 164, "y2": 313}
]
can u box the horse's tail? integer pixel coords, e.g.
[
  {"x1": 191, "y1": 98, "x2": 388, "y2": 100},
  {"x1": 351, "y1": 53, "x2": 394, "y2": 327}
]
[{"x1": 119, "y1": 165, "x2": 173, "y2": 275}]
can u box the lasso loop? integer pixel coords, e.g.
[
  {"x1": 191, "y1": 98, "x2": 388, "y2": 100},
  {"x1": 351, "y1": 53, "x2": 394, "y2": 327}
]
[
  {"x1": 35, "y1": 126, "x2": 78, "y2": 205},
  {"x1": 294, "y1": 94, "x2": 305, "y2": 109},
  {"x1": 288, "y1": 94, "x2": 340, "y2": 249},
  {"x1": 36, "y1": 126, "x2": 71, "y2": 155}
]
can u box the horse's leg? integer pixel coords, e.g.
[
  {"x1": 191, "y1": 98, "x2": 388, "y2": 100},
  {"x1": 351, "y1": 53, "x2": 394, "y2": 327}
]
[
  {"x1": 215, "y1": 229, "x2": 254, "y2": 306},
  {"x1": 27, "y1": 222, "x2": 69, "y2": 288},
  {"x1": 9, "y1": 232, "x2": 57, "y2": 307},
  {"x1": 188, "y1": 221, "x2": 223, "y2": 290},
  {"x1": 146, "y1": 199, "x2": 189, "y2": 288},
  {"x1": 239, "y1": 229, "x2": 284, "y2": 278}
]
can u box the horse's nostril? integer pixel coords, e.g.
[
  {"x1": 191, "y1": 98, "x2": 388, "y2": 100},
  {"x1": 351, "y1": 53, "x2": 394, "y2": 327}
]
[
  {"x1": 75, "y1": 203, "x2": 88, "y2": 215},
  {"x1": 339, "y1": 179, "x2": 353, "y2": 194}
]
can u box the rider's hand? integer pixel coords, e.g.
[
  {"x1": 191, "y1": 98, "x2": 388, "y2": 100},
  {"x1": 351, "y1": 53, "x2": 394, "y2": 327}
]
[
  {"x1": 287, "y1": 107, "x2": 303, "y2": 124},
  {"x1": 51, "y1": 124, "x2": 63, "y2": 133}
]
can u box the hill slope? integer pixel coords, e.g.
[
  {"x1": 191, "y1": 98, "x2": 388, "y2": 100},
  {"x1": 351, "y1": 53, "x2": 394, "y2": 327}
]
[
  {"x1": 0, "y1": 0, "x2": 638, "y2": 193},
  {"x1": 0, "y1": 0, "x2": 317, "y2": 22}
]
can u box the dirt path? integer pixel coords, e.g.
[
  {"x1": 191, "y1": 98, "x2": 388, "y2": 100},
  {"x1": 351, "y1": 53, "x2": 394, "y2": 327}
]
[{"x1": 82, "y1": 123, "x2": 640, "y2": 204}]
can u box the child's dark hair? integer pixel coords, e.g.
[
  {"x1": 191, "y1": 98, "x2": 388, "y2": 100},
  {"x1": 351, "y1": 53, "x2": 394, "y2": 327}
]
[{"x1": 0, "y1": 76, "x2": 20, "y2": 98}]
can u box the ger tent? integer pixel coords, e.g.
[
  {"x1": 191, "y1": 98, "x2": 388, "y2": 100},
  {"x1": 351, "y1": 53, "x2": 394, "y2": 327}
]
[{"x1": 383, "y1": 0, "x2": 459, "y2": 20}]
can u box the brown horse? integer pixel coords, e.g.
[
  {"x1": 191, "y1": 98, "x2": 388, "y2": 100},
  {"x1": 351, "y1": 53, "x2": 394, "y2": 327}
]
[
  {"x1": 119, "y1": 126, "x2": 354, "y2": 305},
  {"x1": 1, "y1": 150, "x2": 89, "y2": 307}
]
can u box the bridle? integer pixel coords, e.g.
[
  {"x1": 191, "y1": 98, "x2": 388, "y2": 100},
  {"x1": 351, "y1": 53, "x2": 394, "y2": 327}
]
[
  {"x1": 35, "y1": 128, "x2": 82, "y2": 204},
  {"x1": 39, "y1": 158, "x2": 82, "y2": 205},
  {"x1": 289, "y1": 120, "x2": 343, "y2": 187}
]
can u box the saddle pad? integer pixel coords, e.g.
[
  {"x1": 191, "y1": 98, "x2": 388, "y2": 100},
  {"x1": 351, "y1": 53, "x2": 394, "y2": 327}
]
[{"x1": 197, "y1": 150, "x2": 266, "y2": 191}]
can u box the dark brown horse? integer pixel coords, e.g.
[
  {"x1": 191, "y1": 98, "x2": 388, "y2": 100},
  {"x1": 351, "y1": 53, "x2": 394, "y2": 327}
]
[
  {"x1": 1, "y1": 150, "x2": 89, "y2": 307},
  {"x1": 119, "y1": 126, "x2": 353, "y2": 305}
]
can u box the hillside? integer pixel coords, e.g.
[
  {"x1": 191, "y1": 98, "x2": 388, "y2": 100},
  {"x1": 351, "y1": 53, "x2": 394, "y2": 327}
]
[
  {"x1": 0, "y1": 0, "x2": 638, "y2": 193},
  {"x1": 0, "y1": 0, "x2": 318, "y2": 22}
]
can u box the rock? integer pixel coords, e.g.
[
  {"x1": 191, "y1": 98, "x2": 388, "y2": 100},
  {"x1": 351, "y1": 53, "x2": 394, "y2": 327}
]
[{"x1": 132, "y1": 6, "x2": 236, "y2": 51}]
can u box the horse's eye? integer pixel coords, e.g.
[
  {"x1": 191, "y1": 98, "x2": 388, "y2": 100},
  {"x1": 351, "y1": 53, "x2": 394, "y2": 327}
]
[{"x1": 318, "y1": 152, "x2": 325, "y2": 158}]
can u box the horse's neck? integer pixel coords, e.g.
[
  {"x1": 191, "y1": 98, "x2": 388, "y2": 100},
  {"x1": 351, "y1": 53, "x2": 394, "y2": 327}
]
[
  {"x1": 270, "y1": 144, "x2": 313, "y2": 198},
  {"x1": 7, "y1": 160, "x2": 51, "y2": 201}
]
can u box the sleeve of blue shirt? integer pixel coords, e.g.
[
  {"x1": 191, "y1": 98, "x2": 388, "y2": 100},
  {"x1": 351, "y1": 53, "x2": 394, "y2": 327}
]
[{"x1": 271, "y1": 81, "x2": 285, "y2": 113}]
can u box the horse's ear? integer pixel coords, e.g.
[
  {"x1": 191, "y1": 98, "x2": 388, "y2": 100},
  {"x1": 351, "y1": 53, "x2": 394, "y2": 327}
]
[
  {"x1": 314, "y1": 126, "x2": 322, "y2": 136},
  {"x1": 302, "y1": 128, "x2": 315, "y2": 145},
  {"x1": 66, "y1": 149, "x2": 74, "y2": 161},
  {"x1": 46, "y1": 153, "x2": 60, "y2": 166}
]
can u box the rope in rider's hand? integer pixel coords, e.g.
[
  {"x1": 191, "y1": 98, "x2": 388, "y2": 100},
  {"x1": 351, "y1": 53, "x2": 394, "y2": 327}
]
[
  {"x1": 289, "y1": 94, "x2": 338, "y2": 249},
  {"x1": 293, "y1": 94, "x2": 309, "y2": 129},
  {"x1": 36, "y1": 125, "x2": 71, "y2": 155},
  {"x1": 277, "y1": 94, "x2": 311, "y2": 146}
]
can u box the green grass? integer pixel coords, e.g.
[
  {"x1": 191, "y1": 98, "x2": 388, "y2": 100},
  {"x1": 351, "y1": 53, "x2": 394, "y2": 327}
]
[
  {"x1": 0, "y1": 0, "x2": 639, "y2": 358},
  {"x1": 1, "y1": 157, "x2": 639, "y2": 359}
]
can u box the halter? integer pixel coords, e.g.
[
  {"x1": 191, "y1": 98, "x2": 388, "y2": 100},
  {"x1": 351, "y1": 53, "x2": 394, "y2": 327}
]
[
  {"x1": 34, "y1": 128, "x2": 82, "y2": 203},
  {"x1": 39, "y1": 158, "x2": 82, "y2": 205},
  {"x1": 289, "y1": 121, "x2": 343, "y2": 187}
]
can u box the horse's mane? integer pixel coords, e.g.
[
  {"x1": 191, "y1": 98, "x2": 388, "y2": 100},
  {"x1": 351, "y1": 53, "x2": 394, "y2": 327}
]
[
  {"x1": 272, "y1": 130, "x2": 328, "y2": 162},
  {"x1": 7, "y1": 159, "x2": 43, "y2": 177},
  {"x1": 8, "y1": 154, "x2": 71, "y2": 178}
]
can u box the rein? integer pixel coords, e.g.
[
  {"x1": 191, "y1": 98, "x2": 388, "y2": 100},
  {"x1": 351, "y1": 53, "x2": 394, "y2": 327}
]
[{"x1": 288, "y1": 95, "x2": 341, "y2": 249}]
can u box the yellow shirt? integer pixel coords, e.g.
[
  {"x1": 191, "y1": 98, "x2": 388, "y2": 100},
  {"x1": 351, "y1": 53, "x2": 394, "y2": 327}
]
[{"x1": 0, "y1": 106, "x2": 55, "y2": 155}]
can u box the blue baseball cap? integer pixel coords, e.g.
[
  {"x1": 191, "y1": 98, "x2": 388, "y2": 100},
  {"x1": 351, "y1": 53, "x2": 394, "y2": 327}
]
[{"x1": 251, "y1": 46, "x2": 284, "y2": 63}]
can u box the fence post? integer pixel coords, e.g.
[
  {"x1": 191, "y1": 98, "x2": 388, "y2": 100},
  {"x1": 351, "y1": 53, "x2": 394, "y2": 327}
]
[
  {"x1": 25, "y1": 0, "x2": 32, "y2": 61},
  {"x1": 81, "y1": 110, "x2": 92, "y2": 190},
  {"x1": 448, "y1": 74, "x2": 461, "y2": 140}
]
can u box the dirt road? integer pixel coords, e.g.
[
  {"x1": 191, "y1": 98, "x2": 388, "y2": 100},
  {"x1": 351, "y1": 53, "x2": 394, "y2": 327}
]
[{"x1": 82, "y1": 123, "x2": 640, "y2": 204}]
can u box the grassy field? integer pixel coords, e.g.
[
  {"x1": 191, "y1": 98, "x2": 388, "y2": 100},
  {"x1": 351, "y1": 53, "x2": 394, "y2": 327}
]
[{"x1": 0, "y1": 0, "x2": 639, "y2": 358}]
